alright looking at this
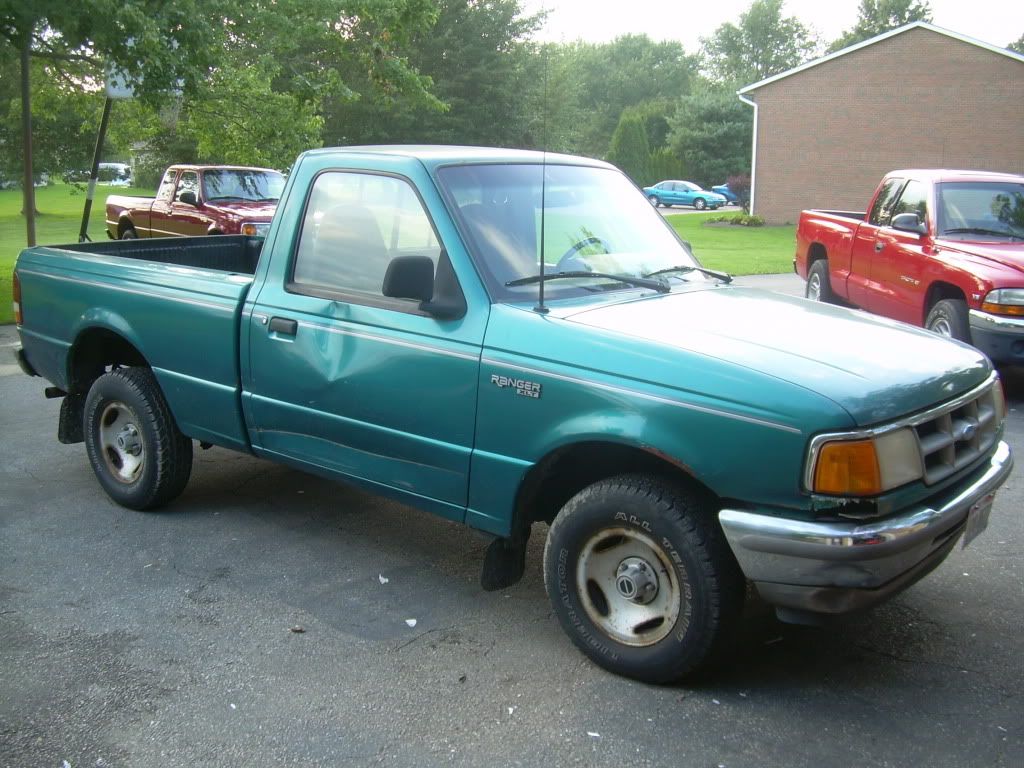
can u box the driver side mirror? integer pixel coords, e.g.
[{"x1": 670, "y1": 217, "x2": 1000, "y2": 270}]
[
  {"x1": 891, "y1": 212, "x2": 927, "y2": 236},
  {"x1": 179, "y1": 191, "x2": 199, "y2": 206},
  {"x1": 382, "y1": 252, "x2": 466, "y2": 320}
]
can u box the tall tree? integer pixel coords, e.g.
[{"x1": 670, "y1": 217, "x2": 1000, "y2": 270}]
[
  {"x1": 606, "y1": 109, "x2": 649, "y2": 185},
  {"x1": 1009, "y1": 34, "x2": 1024, "y2": 54},
  {"x1": 326, "y1": 0, "x2": 542, "y2": 149},
  {"x1": 667, "y1": 89, "x2": 752, "y2": 187},
  {"x1": 828, "y1": 0, "x2": 932, "y2": 52},
  {"x1": 559, "y1": 35, "x2": 695, "y2": 158},
  {"x1": 700, "y1": 0, "x2": 817, "y2": 87}
]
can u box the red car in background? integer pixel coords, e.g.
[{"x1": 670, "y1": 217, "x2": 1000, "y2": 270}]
[
  {"x1": 796, "y1": 169, "x2": 1024, "y2": 364},
  {"x1": 106, "y1": 165, "x2": 284, "y2": 240}
]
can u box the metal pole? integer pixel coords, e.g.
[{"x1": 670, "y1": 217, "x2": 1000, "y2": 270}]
[
  {"x1": 79, "y1": 96, "x2": 113, "y2": 242},
  {"x1": 20, "y1": 38, "x2": 36, "y2": 247}
]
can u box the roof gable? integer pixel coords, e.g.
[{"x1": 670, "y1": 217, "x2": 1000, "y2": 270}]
[{"x1": 738, "y1": 22, "x2": 1024, "y2": 95}]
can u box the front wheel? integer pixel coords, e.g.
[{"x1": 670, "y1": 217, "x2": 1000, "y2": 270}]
[
  {"x1": 120, "y1": 227, "x2": 137, "y2": 240},
  {"x1": 84, "y1": 367, "x2": 193, "y2": 510},
  {"x1": 926, "y1": 299, "x2": 971, "y2": 343},
  {"x1": 693, "y1": 198, "x2": 707, "y2": 211},
  {"x1": 648, "y1": 195, "x2": 660, "y2": 207},
  {"x1": 543, "y1": 475, "x2": 744, "y2": 683}
]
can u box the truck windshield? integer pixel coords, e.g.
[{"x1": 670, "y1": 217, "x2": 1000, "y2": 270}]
[
  {"x1": 437, "y1": 163, "x2": 702, "y2": 301},
  {"x1": 937, "y1": 182, "x2": 1024, "y2": 241},
  {"x1": 204, "y1": 169, "x2": 286, "y2": 203}
]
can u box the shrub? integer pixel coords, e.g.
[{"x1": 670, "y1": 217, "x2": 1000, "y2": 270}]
[{"x1": 703, "y1": 213, "x2": 764, "y2": 227}]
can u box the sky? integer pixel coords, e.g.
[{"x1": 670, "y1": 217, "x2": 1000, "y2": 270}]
[{"x1": 519, "y1": 0, "x2": 1024, "y2": 52}]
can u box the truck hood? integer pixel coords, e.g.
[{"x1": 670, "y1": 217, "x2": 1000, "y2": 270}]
[
  {"x1": 204, "y1": 200, "x2": 278, "y2": 220},
  {"x1": 564, "y1": 286, "x2": 991, "y2": 426},
  {"x1": 934, "y1": 239, "x2": 1024, "y2": 274}
]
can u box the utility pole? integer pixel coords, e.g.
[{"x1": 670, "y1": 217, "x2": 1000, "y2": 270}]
[{"x1": 20, "y1": 37, "x2": 36, "y2": 247}]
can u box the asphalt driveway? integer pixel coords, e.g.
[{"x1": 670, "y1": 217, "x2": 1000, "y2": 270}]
[{"x1": 1, "y1": 313, "x2": 1021, "y2": 768}]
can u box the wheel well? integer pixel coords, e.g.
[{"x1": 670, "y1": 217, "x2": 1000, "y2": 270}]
[
  {"x1": 807, "y1": 242, "x2": 827, "y2": 267},
  {"x1": 923, "y1": 282, "x2": 966, "y2": 323},
  {"x1": 68, "y1": 328, "x2": 149, "y2": 394},
  {"x1": 118, "y1": 219, "x2": 135, "y2": 237},
  {"x1": 513, "y1": 441, "x2": 717, "y2": 534}
]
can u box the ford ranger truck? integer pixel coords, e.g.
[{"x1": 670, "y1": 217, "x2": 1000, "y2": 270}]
[
  {"x1": 106, "y1": 165, "x2": 284, "y2": 240},
  {"x1": 14, "y1": 147, "x2": 1014, "y2": 683},
  {"x1": 796, "y1": 169, "x2": 1024, "y2": 364}
]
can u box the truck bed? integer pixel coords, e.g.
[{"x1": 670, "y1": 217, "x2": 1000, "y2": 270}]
[{"x1": 15, "y1": 235, "x2": 264, "y2": 452}]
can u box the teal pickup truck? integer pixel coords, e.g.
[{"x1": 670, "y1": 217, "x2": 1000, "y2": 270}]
[{"x1": 13, "y1": 146, "x2": 1013, "y2": 683}]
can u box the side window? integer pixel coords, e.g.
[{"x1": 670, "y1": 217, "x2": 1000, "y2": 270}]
[
  {"x1": 869, "y1": 178, "x2": 904, "y2": 226},
  {"x1": 175, "y1": 172, "x2": 199, "y2": 203},
  {"x1": 157, "y1": 170, "x2": 177, "y2": 202},
  {"x1": 890, "y1": 179, "x2": 928, "y2": 224},
  {"x1": 292, "y1": 172, "x2": 441, "y2": 300}
]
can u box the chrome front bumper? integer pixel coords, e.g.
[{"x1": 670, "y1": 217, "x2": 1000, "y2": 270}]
[{"x1": 718, "y1": 441, "x2": 1013, "y2": 616}]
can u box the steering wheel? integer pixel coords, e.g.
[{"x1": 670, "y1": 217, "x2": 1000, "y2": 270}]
[{"x1": 554, "y1": 236, "x2": 612, "y2": 272}]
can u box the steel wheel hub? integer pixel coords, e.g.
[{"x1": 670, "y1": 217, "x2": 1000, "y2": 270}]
[
  {"x1": 807, "y1": 273, "x2": 821, "y2": 300},
  {"x1": 576, "y1": 527, "x2": 680, "y2": 647},
  {"x1": 99, "y1": 401, "x2": 145, "y2": 484}
]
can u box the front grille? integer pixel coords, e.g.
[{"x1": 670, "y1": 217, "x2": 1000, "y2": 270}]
[{"x1": 913, "y1": 383, "x2": 1000, "y2": 485}]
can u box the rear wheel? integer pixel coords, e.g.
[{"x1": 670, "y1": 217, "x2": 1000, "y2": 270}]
[
  {"x1": 84, "y1": 367, "x2": 192, "y2": 510},
  {"x1": 543, "y1": 475, "x2": 744, "y2": 683},
  {"x1": 926, "y1": 299, "x2": 971, "y2": 343},
  {"x1": 805, "y1": 259, "x2": 835, "y2": 303}
]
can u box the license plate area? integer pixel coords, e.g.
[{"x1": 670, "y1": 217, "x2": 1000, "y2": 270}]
[{"x1": 962, "y1": 493, "x2": 994, "y2": 549}]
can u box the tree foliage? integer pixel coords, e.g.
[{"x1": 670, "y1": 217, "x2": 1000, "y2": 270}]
[
  {"x1": 606, "y1": 110, "x2": 649, "y2": 184},
  {"x1": 326, "y1": 0, "x2": 542, "y2": 148},
  {"x1": 667, "y1": 90, "x2": 752, "y2": 187},
  {"x1": 828, "y1": 0, "x2": 932, "y2": 52},
  {"x1": 700, "y1": 0, "x2": 817, "y2": 87},
  {"x1": 1009, "y1": 34, "x2": 1024, "y2": 54}
]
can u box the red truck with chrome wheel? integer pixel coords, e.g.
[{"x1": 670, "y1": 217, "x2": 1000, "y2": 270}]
[{"x1": 796, "y1": 169, "x2": 1024, "y2": 364}]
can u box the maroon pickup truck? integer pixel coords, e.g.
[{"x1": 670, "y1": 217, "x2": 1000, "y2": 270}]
[
  {"x1": 796, "y1": 169, "x2": 1024, "y2": 364},
  {"x1": 106, "y1": 165, "x2": 285, "y2": 240}
]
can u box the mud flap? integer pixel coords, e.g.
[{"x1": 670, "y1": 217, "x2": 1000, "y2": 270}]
[{"x1": 58, "y1": 393, "x2": 86, "y2": 444}]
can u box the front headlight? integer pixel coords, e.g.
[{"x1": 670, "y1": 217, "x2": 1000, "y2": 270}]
[
  {"x1": 240, "y1": 221, "x2": 270, "y2": 237},
  {"x1": 809, "y1": 428, "x2": 922, "y2": 496},
  {"x1": 981, "y1": 288, "x2": 1024, "y2": 317}
]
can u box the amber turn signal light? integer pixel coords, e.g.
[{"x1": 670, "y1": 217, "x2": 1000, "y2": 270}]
[{"x1": 813, "y1": 439, "x2": 882, "y2": 496}]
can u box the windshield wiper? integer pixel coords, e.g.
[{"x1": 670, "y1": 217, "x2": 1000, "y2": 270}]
[
  {"x1": 643, "y1": 265, "x2": 732, "y2": 283},
  {"x1": 506, "y1": 271, "x2": 670, "y2": 293},
  {"x1": 943, "y1": 227, "x2": 1024, "y2": 241}
]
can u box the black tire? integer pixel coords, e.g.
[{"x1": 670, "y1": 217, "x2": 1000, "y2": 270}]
[
  {"x1": 925, "y1": 298, "x2": 971, "y2": 343},
  {"x1": 693, "y1": 198, "x2": 707, "y2": 211},
  {"x1": 120, "y1": 226, "x2": 137, "y2": 240},
  {"x1": 648, "y1": 195, "x2": 660, "y2": 207},
  {"x1": 805, "y1": 259, "x2": 835, "y2": 303},
  {"x1": 84, "y1": 367, "x2": 193, "y2": 510},
  {"x1": 543, "y1": 475, "x2": 744, "y2": 683}
]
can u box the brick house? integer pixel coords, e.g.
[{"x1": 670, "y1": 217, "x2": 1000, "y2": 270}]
[{"x1": 738, "y1": 23, "x2": 1024, "y2": 224}]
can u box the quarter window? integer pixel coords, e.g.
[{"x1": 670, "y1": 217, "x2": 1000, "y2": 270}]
[
  {"x1": 292, "y1": 172, "x2": 441, "y2": 298},
  {"x1": 869, "y1": 178, "x2": 904, "y2": 226},
  {"x1": 157, "y1": 170, "x2": 177, "y2": 202}
]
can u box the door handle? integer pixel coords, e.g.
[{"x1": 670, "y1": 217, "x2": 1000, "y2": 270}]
[
  {"x1": 874, "y1": 242, "x2": 885, "y2": 253},
  {"x1": 269, "y1": 317, "x2": 298, "y2": 336}
]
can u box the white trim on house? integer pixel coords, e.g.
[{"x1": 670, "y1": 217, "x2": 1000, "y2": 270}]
[
  {"x1": 736, "y1": 94, "x2": 758, "y2": 216},
  {"x1": 738, "y1": 22, "x2": 1024, "y2": 96}
]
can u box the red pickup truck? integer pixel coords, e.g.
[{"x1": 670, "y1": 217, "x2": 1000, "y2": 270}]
[
  {"x1": 796, "y1": 169, "x2": 1024, "y2": 364},
  {"x1": 106, "y1": 165, "x2": 285, "y2": 240}
]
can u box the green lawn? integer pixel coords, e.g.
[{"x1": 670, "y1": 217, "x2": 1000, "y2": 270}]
[
  {"x1": 0, "y1": 183, "x2": 155, "y2": 323},
  {"x1": 665, "y1": 212, "x2": 796, "y2": 275}
]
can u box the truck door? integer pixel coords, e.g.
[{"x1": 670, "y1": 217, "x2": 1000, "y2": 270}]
[
  {"x1": 244, "y1": 169, "x2": 482, "y2": 521},
  {"x1": 869, "y1": 179, "x2": 932, "y2": 325},
  {"x1": 168, "y1": 171, "x2": 206, "y2": 237},
  {"x1": 848, "y1": 177, "x2": 904, "y2": 311}
]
